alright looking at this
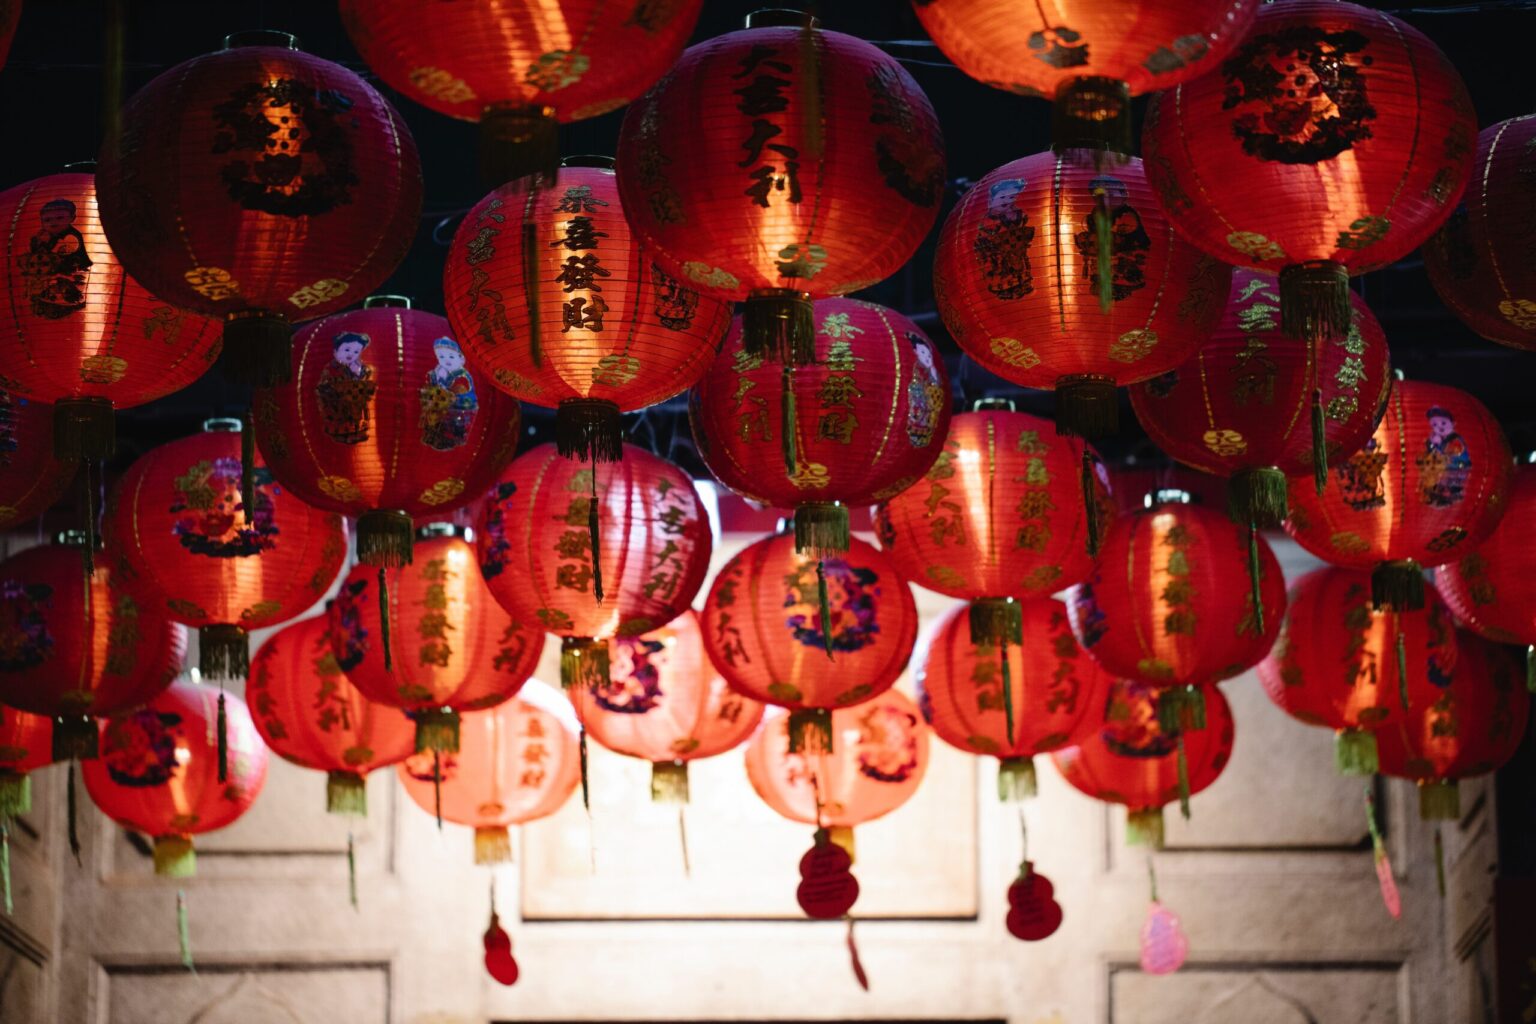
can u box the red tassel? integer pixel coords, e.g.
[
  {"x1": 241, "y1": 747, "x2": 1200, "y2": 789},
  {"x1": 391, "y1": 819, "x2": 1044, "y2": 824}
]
[{"x1": 846, "y1": 917, "x2": 870, "y2": 991}]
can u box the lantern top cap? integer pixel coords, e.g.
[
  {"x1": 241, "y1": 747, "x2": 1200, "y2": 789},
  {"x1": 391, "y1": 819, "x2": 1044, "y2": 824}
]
[
  {"x1": 62, "y1": 160, "x2": 96, "y2": 172},
  {"x1": 363, "y1": 295, "x2": 413, "y2": 309},
  {"x1": 1143, "y1": 488, "x2": 1195, "y2": 509},
  {"x1": 745, "y1": 9, "x2": 820, "y2": 29},
  {"x1": 972, "y1": 397, "x2": 1015, "y2": 412},
  {"x1": 203, "y1": 418, "x2": 242, "y2": 434},
  {"x1": 223, "y1": 30, "x2": 300, "y2": 51},
  {"x1": 417, "y1": 522, "x2": 472, "y2": 542},
  {"x1": 561, "y1": 155, "x2": 616, "y2": 170},
  {"x1": 53, "y1": 529, "x2": 94, "y2": 549}
]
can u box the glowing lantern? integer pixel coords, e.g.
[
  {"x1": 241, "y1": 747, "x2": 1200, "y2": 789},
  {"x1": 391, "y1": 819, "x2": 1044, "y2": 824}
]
[
  {"x1": 1435, "y1": 462, "x2": 1536, "y2": 675},
  {"x1": 0, "y1": 706, "x2": 50, "y2": 822},
  {"x1": 0, "y1": 389, "x2": 74, "y2": 533}
]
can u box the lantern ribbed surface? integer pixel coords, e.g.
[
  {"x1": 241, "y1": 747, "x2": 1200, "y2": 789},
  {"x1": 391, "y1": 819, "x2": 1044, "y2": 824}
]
[
  {"x1": 745, "y1": 688, "x2": 929, "y2": 828},
  {"x1": 700, "y1": 531, "x2": 918, "y2": 713},
  {"x1": 0, "y1": 707, "x2": 52, "y2": 776},
  {"x1": 0, "y1": 172, "x2": 222, "y2": 452},
  {"x1": 615, "y1": 22, "x2": 945, "y2": 305},
  {"x1": 0, "y1": 389, "x2": 75, "y2": 531},
  {"x1": 443, "y1": 163, "x2": 731, "y2": 427},
  {"x1": 1067, "y1": 501, "x2": 1285, "y2": 686},
  {"x1": 95, "y1": 35, "x2": 423, "y2": 383},
  {"x1": 933, "y1": 151, "x2": 1229, "y2": 434},
  {"x1": 1435, "y1": 464, "x2": 1536, "y2": 646},
  {"x1": 0, "y1": 539, "x2": 185, "y2": 718},
  {"x1": 874, "y1": 408, "x2": 1107, "y2": 601},
  {"x1": 1285, "y1": 380, "x2": 1512, "y2": 592},
  {"x1": 1423, "y1": 115, "x2": 1536, "y2": 352},
  {"x1": 254, "y1": 302, "x2": 522, "y2": 553}
]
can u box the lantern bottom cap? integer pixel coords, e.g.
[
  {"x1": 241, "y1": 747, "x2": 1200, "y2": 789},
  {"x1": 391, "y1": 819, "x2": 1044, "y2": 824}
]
[
  {"x1": 199, "y1": 624, "x2": 250, "y2": 681},
  {"x1": 51, "y1": 715, "x2": 99, "y2": 762},
  {"x1": 1126, "y1": 807, "x2": 1166, "y2": 849},
  {"x1": 1372, "y1": 560, "x2": 1426, "y2": 612},
  {"x1": 1418, "y1": 779, "x2": 1460, "y2": 820},
  {"x1": 356, "y1": 509, "x2": 415, "y2": 568},
  {"x1": 1227, "y1": 467, "x2": 1289, "y2": 529},
  {"x1": 997, "y1": 757, "x2": 1037, "y2": 802},
  {"x1": 554, "y1": 398, "x2": 624, "y2": 464},
  {"x1": 326, "y1": 771, "x2": 369, "y2": 817},
  {"x1": 53, "y1": 397, "x2": 116, "y2": 461},
  {"x1": 650, "y1": 760, "x2": 691, "y2": 804},
  {"x1": 1334, "y1": 728, "x2": 1380, "y2": 776},
  {"x1": 1050, "y1": 75, "x2": 1133, "y2": 158},
  {"x1": 1278, "y1": 260, "x2": 1352, "y2": 343},
  {"x1": 413, "y1": 708, "x2": 461, "y2": 754},
  {"x1": 474, "y1": 826, "x2": 513, "y2": 865},
  {"x1": 970, "y1": 597, "x2": 1024, "y2": 646},
  {"x1": 793, "y1": 502, "x2": 849, "y2": 559}
]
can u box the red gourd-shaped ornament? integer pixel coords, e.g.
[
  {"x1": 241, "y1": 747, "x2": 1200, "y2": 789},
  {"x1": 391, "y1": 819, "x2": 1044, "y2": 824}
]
[
  {"x1": 1256, "y1": 567, "x2": 1459, "y2": 776},
  {"x1": 914, "y1": 598, "x2": 1113, "y2": 800},
  {"x1": 933, "y1": 150, "x2": 1231, "y2": 439},
  {"x1": 1423, "y1": 115, "x2": 1536, "y2": 352},
  {"x1": 340, "y1": 0, "x2": 704, "y2": 184},
  {"x1": 333, "y1": 524, "x2": 541, "y2": 755},
  {"x1": 95, "y1": 30, "x2": 423, "y2": 385},
  {"x1": 477, "y1": 443, "x2": 712, "y2": 689},
  {"x1": 796, "y1": 829, "x2": 859, "y2": 920},
  {"x1": 703, "y1": 531, "x2": 918, "y2": 750},
  {"x1": 617, "y1": 11, "x2": 945, "y2": 365},
  {"x1": 1286, "y1": 379, "x2": 1512, "y2": 613},
  {"x1": 0, "y1": 532, "x2": 186, "y2": 760},
  {"x1": 483, "y1": 907, "x2": 519, "y2": 987},
  {"x1": 0, "y1": 389, "x2": 75, "y2": 533},
  {"x1": 255, "y1": 296, "x2": 521, "y2": 567},
  {"x1": 913, "y1": 0, "x2": 1258, "y2": 155},
  {"x1": 1006, "y1": 862, "x2": 1063, "y2": 942}
]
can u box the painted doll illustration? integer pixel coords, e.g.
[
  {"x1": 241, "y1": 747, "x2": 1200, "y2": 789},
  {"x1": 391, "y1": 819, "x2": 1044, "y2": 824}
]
[
  {"x1": 1338, "y1": 438, "x2": 1389, "y2": 512},
  {"x1": 1416, "y1": 405, "x2": 1470, "y2": 508},
  {"x1": 316, "y1": 330, "x2": 376, "y2": 445},
  {"x1": 904, "y1": 333, "x2": 945, "y2": 448},
  {"x1": 855, "y1": 702, "x2": 922, "y2": 783},
  {"x1": 21, "y1": 197, "x2": 92, "y2": 319},
  {"x1": 419, "y1": 337, "x2": 477, "y2": 451},
  {"x1": 170, "y1": 457, "x2": 280, "y2": 558},
  {"x1": 1074, "y1": 175, "x2": 1151, "y2": 302}
]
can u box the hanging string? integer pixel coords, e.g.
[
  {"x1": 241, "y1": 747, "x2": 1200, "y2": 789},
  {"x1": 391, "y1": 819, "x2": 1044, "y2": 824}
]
[
  {"x1": 1434, "y1": 826, "x2": 1446, "y2": 898},
  {"x1": 216, "y1": 686, "x2": 229, "y2": 784},
  {"x1": 1081, "y1": 448, "x2": 1101, "y2": 557},
  {"x1": 177, "y1": 889, "x2": 195, "y2": 972},
  {"x1": 522, "y1": 215, "x2": 542, "y2": 368},
  {"x1": 1395, "y1": 624, "x2": 1409, "y2": 710},
  {"x1": 1247, "y1": 516, "x2": 1265, "y2": 637},
  {"x1": 1, "y1": 821, "x2": 10, "y2": 916},
  {"x1": 240, "y1": 414, "x2": 256, "y2": 524},
  {"x1": 588, "y1": 466, "x2": 603, "y2": 605},
  {"x1": 1526, "y1": 645, "x2": 1534, "y2": 693},
  {"x1": 1146, "y1": 855, "x2": 1158, "y2": 903},
  {"x1": 1017, "y1": 803, "x2": 1028, "y2": 865},
  {"x1": 347, "y1": 830, "x2": 359, "y2": 911},
  {"x1": 1311, "y1": 387, "x2": 1328, "y2": 496},
  {"x1": 579, "y1": 728, "x2": 591, "y2": 812},
  {"x1": 81, "y1": 462, "x2": 96, "y2": 578},
  {"x1": 67, "y1": 759, "x2": 81, "y2": 865},
  {"x1": 817, "y1": 560, "x2": 834, "y2": 660},
  {"x1": 781, "y1": 365, "x2": 798, "y2": 477},
  {"x1": 432, "y1": 750, "x2": 442, "y2": 830},
  {"x1": 1176, "y1": 735, "x2": 1191, "y2": 820},
  {"x1": 677, "y1": 805, "x2": 691, "y2": 878},
  {"x1": 999, "y1": 634, "x2": 1015, "y2": 748},
  {"x1": 378, "y1": 567, "x2": 392, "y2": 672}
]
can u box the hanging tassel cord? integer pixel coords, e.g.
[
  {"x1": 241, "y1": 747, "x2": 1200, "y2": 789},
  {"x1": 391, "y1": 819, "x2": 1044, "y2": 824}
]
[
  {"x1": 1147, "y1": 855, "x2": 1159, "y2": 903},
  {"x1": 1311, "y1": 387, "x2": 1328, "y2": 496},
  {"x1": 522, "y1": 216, "x2": 542, "y2": 369},
  {"x1": 1526, "y1": 645, "x2": 1535, "y2": 694},
  {"x1": 579, "y1": 727, "x2": 591, "y2": 813},
  {"x1": 1176, "y1": 735, "x2": 1191, "y2": 821},
  {"x1": 378, "y1": 568, "x2": 392, "y2": 673},
  {"x1": 81, "y1": 462, "x2": 96, "y2": 579},
  {"x1": 1396, "y1": 626, "x2": 1409, "y2": 710},
  {"x1": 817, "y1": 560, "x2": 834, "y2": 661},
  {"x1": 67, "y1": 759, "x2": 81, "y2": 866},
  {"x1": 1081, "y1": 448, "x2": 1101, "y2": 558},
  {"x1": 347, "y1": 830, "x2": 359, "y2": 911},
  {"x1": 177, "y1": 889, "x2": 195, "y2": 973},
  {"x1": 1247, "y1": 517, "x2": 1265, "y2": 637},
  {"x1": 588, "y1": 467, "x2": 604, "y2": 605},
  {"x1": 216, "y1": 686, "x2": 228, "y2": 784},
  {"x1": 845, "y1": 916, "x2": 870, "y2": 991},
  {"x1": 999, "y1": 634, "x2": 1015, "y2": 749},
  {"x1": 781, "y1": 364, "x2": 798, "y2": 478},
  {"x1": 1, "y1": 822, "x2": 10, "y2": 917},
  {"x1": 1092, "y1": 186, "x2": 1114, "y2": 313},
  {"x1": 240, "y1": 413, "x2": 256, "y2": 524},
  {"x1": 677, "y1": 805, "x2": 691, "y2": 879},
  {"x1": 432, "y1": 750, "x2": 442, "y2": 831},
  {"x1": 1434, "y1": 826, "x2": 1446, "y2": 899}
]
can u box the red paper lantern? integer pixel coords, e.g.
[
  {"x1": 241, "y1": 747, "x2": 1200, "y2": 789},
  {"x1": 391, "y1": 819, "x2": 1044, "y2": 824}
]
[
  {"x1": 1141, "y1": 0, "x2": 1475, "y2": 361},
  {"x1": 933, "y1": 150, "x2": 1231, "y2": 437},
  {"x1": 1066, "y1": 496, "x2": 1285, "y2": 727},
  {"x1": 331, "y1": 525, "x2": 540, "y2": 753},
  {"x1": 915, "y1": 598, "x2": 1114, "y2": 799},
  {"x1": 340, "y1": 0, "x2": 703, "y2": 183},
  {"x1": 1129, "y1": 269, "x2": 1392, "y2": 525},
  {"x1": 0, "y1": 706, "x2": 51, "y2": 821},
  {"x1": 913, "y1": 0, "x2": 1258, "y2": 154},
  {"x1": 873, "y1": 407, "x2": 1110, "y2": 633},
  {"x1": 443, "y1": 160, "x2": 730, "y2": 461},
  {"x1": 0, "y1": 389, "x2": 74, "y2": 532},
  {"x1": 0, "y1": 170, "x2": 222, "y2": 460},
  {"x1": 254, "y1": 297, "x2": 521, "y2": 566},
  {"x1": 1376, "y1": 632, "x2": 1531, "y2": 820},
  {"x1": 0, "y1": 2, "x2": 19, "y2": 72},
  {"x1": 1256, "y1": 567, "x2": 1459, "y2": 775},
  {"x1": 477, "y1": 443, "x2": 712, "y2": 688},
  {"x1": 692, "y1": 296, "x2": 951, "y2": 559},
  {"x1": 701, "y1": 530, "x2": 918, "y2": 748},
  {"x1": 0, "y1": 534, "x2": 186, "y2": 758},
  {"x1": 83, "y1": 681, "x2": 268, "y2": 876},
  {"x1": 248, "y1": 612, "x2": 415, "y2": 815},
  {"x1": 398, "y1": 686, "x2": 581, "y2": 864},
  {"x1": 1423, "y1": 116, "x2": 1536, "y2": 352},
  {"x1": 567, "y1": 610, "x2": 764, "y2": 802},
  {"x1": 95, "y1": 31, "x2": 424, "y2": 385},
  {"x1": 616, "y1": 13, "x2": 945, "y2": 364},
  {"x1": 1285, "y1": 379, "x2": 1512, "y2": 612},
  {"x1": 104, "y1": 419, "x2": 348, "y2": 679},
  {"x1": 1052, "y1": 677, "x2": 1235, "y2": 847},
  {"x1": 1436, "y1": 464, "x2": 1536, "y2": 657}
]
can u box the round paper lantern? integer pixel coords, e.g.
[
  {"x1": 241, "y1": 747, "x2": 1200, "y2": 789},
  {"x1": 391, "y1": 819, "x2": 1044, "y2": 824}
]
[
  {"x1": 104, "y1": 419, "x2": 348, "y2": 679},
  {"x1": 0, "y1": 706, "x2": 51, "y2": 821},
  {"x1": 1129, "y1": 269, "x2": 1392, "y2": 525},
  {"x1": 477, "y1": 443, "x2": 712, "y2": 688},
  {"x1": 0, "y1": 533, "x2": 186, "y2": 758},
  {"x1": 398, "y1": 686, "x2": 580, "y2": 864},
  {"x1": 1423, "y1": 116, "x2": 1536, "y2": 352},
  {"x1": 873, "y1": 406, "x2": 1109, "y2": 637},
  {"x1": 340, "y1": 0, "x2": 703, "y2": 183},
  {"x1": 915, "y1": 598, "x2": 1114, "y2": 799},
  {"x1": 567, "y1": 610, "x2": 765, "y2": 801},
  {"x1": 1052, "y1": 677, "x2": 1235, "y2": 847},
  {"x1": 95, "y1": 31, "x2": 424, "y2": 385},
  {"x1": 912, "y1": 0, "x2": 1259, "y2": 154},
  {"x1": 1376, "y1": 632, "x2": 1530, "y2": 820},
  {"x1": 1066, "y1": 495, "x2": 1285, "y2": 726},
  {"x1": 254, "y1": 296, "x2": 521, "y2": 566},
  {"x1": 933, "y1": 150, "x2": 1231, "y2": 437},
  {"x1": 1257, "y1": 566, "x2": 1460, "y2": 775},
  {"x1": 0, "y1": 170, "x2": 222, "y2": 460},
  {"x1": 701, "y1": 530, "x2": 918, "y2": 749},
  {"x1": 331, "y1": 524, "x2": 540, "y2": 754},
  {"x1": 1286, "y1": 379, "x2": 1512, "y2": 613},
  {"x1": 83, "y1": 681, "x2": 267, "y2": 876},
  {"x1": 0, "y1": 389, "x2": 75, "y2": 532},
  {"x1": 616, "y1": 12, "x2": 945, "y2": 364},
  {"x1": 444, "y1": 159, "x2": 730, "y2": 462},
  {"x1": 1436, "y1": 463, "x2": 1536, "y2": 660},
  {"x1": 691, "y1": 296, "x2": 950, "y2": 558},
  {"x1": 1141, "y1": 0, "x2": 1475, "y2": 359},
  {"x1": 248, "y1": 612, "x2": 415, "y2": 815}
]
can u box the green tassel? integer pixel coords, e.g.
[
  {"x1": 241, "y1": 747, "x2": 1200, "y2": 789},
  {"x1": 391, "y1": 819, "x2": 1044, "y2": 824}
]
[
  {"x1": 817, "y1": 560, "x2": 834, "y2": 661},
  {"x1": 240, "y1": 414, "x2": 256, "y2": 525},
  {"x1": 522, "y1": 215, "x2": 542, "y2": 369},
  {"x1": 1176, "y1": 735, "x2": 1191, "y2": 821},
  {"x1": 1418, "y1": 779, "x2": 1460, "y2": 820},
  {"x1": 67, "y1": 760, "x2": 80, "y2": 865},
  {"x1": 1, "y1": 822, "x2": 11, "y2": 917},
  {"x1": 997, "y1": 757, "x2": 1037, "y2": 802},
  {"x1": 1126, "y1": 807, "x2": 1165, "y2": 849},
  {"x1": 414, "y1": 708, "x2": 461, "y2": 754},
  {"x1": 743, "y1": 290, "x2": 817, "y2": 366},
  {"x1": 999, "y1": 634, "x2": 1015, "y2": 748},
  {"x1": 378, "y1": 568, "x2": 392, "y2": 673},
  {"x1": 1247, "y1": 518, "x2": 1265, "y2": 637},
  {"x1": 787, "y1": 708, "x2": 833, "y2": 755},
  {"x1": 216, "y1": 688, "x2": 228, "y2": 784},
  {"x1": 1311, "y1": 388, "x2": 1328, "y2": 496},
  {"x1": 1092, "y1": 187, "x2": 1113, "y2": 313},
  {"x1": 1396, "y1": 627, "x2": 1409, "y2": 710},
  {"x1": 1157, "y1": 685, "x2": 1206, "y2": 734},
  {"x1": 177, "y1": 890, "x2": 195, "y2": 972},
  {"x1": 1434, "y1": 827, "x2": 1446, "y2": 898},
  {"x1": 326, "y1": 771, "x2": 368, "y2": 816},
  {"x1": 347, "y1": 831, "x2": 358, "y2": 911},
  {"x1": 1335, "y1": 728, "x2": 1380, "y2": 776},
  {"x1": 781, "y1": 365, "x2": 798, "y2": 478},
  {"x1": 1081, "y1": 448, "x2": 1101, "y2": 557},
  {"x1": 560, "y1": 638, "x2": 610, "y2": 690},
  {"x1": 579, "y1": 727, "x2": 590, "y2": 813},
  {"x1": 0, "y1": 774, "x2": 29, "y2": 820},
  {"x1": 795, "y1": 502, "x2": 850, "y2": 558},
  {"x1": 588, "y1": 478, "x2": 604, "y2": 605}
]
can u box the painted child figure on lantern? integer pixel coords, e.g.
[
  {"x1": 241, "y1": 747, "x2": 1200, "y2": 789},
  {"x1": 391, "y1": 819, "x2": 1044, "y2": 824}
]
[
  {"x1": 170, "y1": 457, "x2": 279, "y2": 558},
  {"x1": 419, "y1": 337, "x2": 478, "y2": 451},
  {"x1": 23, "y1": 197, "x2": 92, "y2": 319},
  {"x1": 317, "y1": 331, "x2": 376, "y2": 444},
  {"x1": 1339, "y1": 438, "x2": 1389, "y2": 512},
  {"x1": 905, "y1": 336, "x2": 945, "y2": 449},
  {"x1": 1074, "y1": 176, "x2": 1151, "y2": 301},
  {"x1": 1417, "y1": 406, "x2": 1471, "y2": 508}
]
